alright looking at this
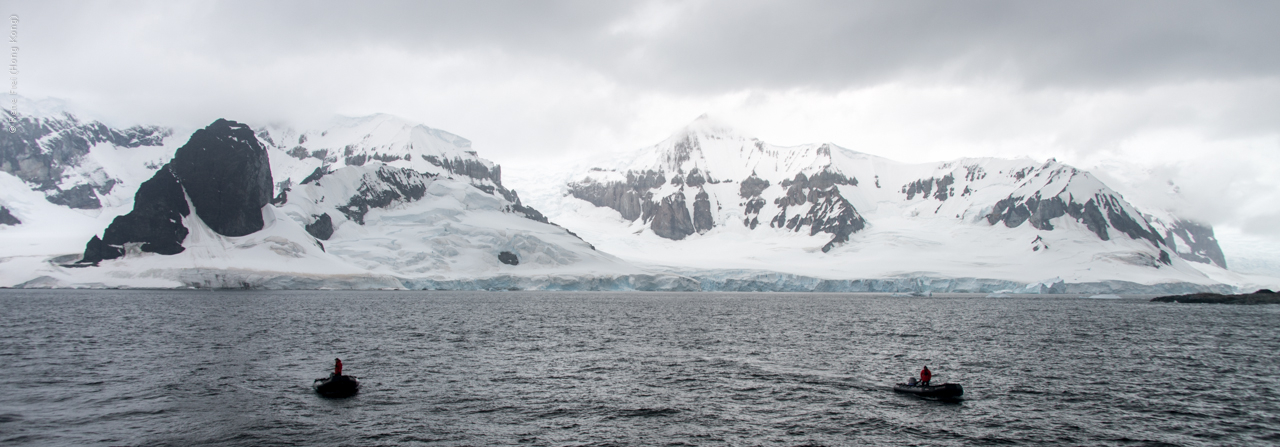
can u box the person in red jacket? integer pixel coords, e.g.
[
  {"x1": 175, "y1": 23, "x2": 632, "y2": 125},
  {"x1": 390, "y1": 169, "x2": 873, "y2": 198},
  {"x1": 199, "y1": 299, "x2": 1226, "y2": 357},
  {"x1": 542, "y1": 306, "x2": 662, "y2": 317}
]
[
  {"x1": 920, "y1": 365, "x2": 931, "y2": 386},
  {"x1": 334, "y1": 358, "x2": 343, "y2": 376}
]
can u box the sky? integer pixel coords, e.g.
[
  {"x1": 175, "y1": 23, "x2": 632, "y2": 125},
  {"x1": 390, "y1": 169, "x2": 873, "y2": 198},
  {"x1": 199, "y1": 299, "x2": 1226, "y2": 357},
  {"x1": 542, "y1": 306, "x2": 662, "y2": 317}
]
[{"x1": 4, "y1": 0, "x2": 1279, "y2": 253}]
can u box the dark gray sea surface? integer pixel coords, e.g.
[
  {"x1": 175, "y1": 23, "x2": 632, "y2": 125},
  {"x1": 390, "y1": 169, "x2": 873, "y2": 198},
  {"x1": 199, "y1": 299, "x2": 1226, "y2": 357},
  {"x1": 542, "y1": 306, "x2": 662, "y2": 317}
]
[{"x1": 1, "y1": 290, "x2": 1278, "y2": 446}]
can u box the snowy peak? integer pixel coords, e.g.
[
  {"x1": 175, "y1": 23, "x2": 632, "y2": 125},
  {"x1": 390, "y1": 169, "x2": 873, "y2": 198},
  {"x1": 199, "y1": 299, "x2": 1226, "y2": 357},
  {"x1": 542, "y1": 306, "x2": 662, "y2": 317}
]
[
  {"x1": 629, "y1": 116, "x2": 842, "y2": 184},
  {"x1": 975, "y1": 159, "x2": 1165, "y2": 250}
]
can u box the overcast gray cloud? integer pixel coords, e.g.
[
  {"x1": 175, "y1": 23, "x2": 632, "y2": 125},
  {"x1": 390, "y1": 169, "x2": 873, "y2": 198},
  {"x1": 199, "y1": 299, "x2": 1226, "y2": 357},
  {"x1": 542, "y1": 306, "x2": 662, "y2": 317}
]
[
  {"x1": 22, "y1": 1, "x2": 1280, "y2": 91},
  {"x1": 4, "y1": 0, "x2": 1279, "y2": 240}
]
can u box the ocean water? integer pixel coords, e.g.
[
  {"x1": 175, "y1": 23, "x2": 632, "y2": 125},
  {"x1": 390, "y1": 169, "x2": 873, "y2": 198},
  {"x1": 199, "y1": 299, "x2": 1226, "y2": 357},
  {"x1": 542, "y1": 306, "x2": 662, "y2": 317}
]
[{"x1": 1, "y1": 290, "x2": 1277, "y2": 446}]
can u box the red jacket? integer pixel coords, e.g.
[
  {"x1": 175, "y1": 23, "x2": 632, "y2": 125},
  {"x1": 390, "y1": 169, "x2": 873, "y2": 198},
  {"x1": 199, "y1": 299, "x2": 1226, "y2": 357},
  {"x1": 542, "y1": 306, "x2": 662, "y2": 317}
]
[
  {"x1": 920, "y1": 367, "x2": 931, "y2": 383},
  {"x1": 335, "y1": 358, "x2": 343, "y2": 375}
]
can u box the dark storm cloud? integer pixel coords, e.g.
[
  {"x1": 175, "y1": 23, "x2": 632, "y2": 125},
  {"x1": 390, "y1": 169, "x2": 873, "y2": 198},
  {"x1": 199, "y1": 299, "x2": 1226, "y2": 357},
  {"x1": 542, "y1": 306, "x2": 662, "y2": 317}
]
[{"x1": 172, "y1": 0, "x2": 1280, "y2": 91}]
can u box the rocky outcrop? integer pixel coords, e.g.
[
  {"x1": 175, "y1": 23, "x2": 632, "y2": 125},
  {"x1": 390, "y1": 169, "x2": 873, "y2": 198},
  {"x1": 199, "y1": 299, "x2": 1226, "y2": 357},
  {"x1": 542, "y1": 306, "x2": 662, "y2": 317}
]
[
  {"x1": 305, "y1": 213, "x2": 334, "y2": 240},
  {"x1": 739, "y1": 174, "x2": 770, "y2": 198},
  {"x1": 693, "y1": 189, "x2": 714, "y2": 233},
  {"x1": 769, "y1": 171, "x2": 866, "y2": 252},
  {"x1": 567, "y1": 169, "x2": 664, "y2": 221},
  {"x1": 1152, "y1": 289, "x2": 1280, "y2": 305},
  {"x1": 988, "y1": 192, "x2": 1162, "y2": 248},
  {"x1": 0, "y1": 206, "x2": 20, "y2": 225},
  {"x1": 424, "y1": 155, "x2": 501, "y2": 185},
  {"x1": 567, "y1": 148, "x2": 866, "y2": 250},
  {"x1": 646, "y1": 192, "x2": 695, "y2": 240},
  {"x1": 0, "y1": 109, "x2": 170, "y2": 209},
  {"x1": 44, "y1": 184, "x2": 105, "y2": 209},
  {"x1": 498, "y1": 251, "x2": 519, "y2": 265},
  {"x1": 299, "y1": 162, "x2": 551, "y2": 230},
  {"x1": 78, "y1": 166, "x2": 190, "y2": 265},
  {"x1": 169, "y1": 119, "x2": 273, "y2": 237},
  {"x1": 1161, "y1": 219, "x2": 1227, "y2": 268},
  {"x1": 336, "y1": 165, "x2": 433, "y2": 225},
  {"x1": 903, "y1": 174, "x2": 954, "y2": 201}
]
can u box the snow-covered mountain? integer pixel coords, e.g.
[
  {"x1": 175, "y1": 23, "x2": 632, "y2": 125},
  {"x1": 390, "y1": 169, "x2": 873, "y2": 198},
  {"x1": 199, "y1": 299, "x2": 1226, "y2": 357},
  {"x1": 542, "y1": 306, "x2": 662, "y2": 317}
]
[
  {"x1": 1, "y1": 100, "x2": 1271, "y2": 293},
  {"x1": 0, "y1": 103, "x2": 691, "y2": 290},
  {"x1": 515, "y1": 116, "x2": 1267, "y2": 293}
]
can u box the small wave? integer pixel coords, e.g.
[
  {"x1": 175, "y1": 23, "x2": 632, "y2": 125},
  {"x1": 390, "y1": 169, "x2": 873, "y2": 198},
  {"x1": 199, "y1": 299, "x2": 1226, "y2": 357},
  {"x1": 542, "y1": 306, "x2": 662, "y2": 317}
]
[
  {"x1": 469, "y1": 405, "x2": 517, "y2": 414},
  {"x1": 614, "y1": 407, "x2": 679, "y2": 418}
]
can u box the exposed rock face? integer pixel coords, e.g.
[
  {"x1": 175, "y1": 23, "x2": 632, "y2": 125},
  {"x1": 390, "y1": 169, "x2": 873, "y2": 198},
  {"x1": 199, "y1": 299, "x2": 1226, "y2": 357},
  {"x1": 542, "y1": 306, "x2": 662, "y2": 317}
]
[
  {"x1": 498, "y1": 251, "x2": 519, "y2": 265},
  {"x1": 1161, "y1": 219, "x2": 1227, "y2": 268},
  {"x1": 738, "y1": 174, "x2": 769, "y2": 198},
  {"x1": 567, "y1": 169, "x2": 664, "y2": 222},
  {"x1": 305, "y1": 213, "x2": 334, "y2": 240},
  {"x1": 271, "y1": 179, "x2": 291, "y2": 206},
  {"x1": 0, "y1": 109, "x2": 170, "y2": 209},
  {"x1": 903, "y1": 174, "x2": 954, "y2": 201},
  {"x1": 693, "y1": 189, "x2": 714, "y2": 233},
  {"x1": 647, "y1": 192, "x2": 695, "y2": 240},
  {"x1": 169, "y1": 119, "x2": 273, "y2": 237},
  {"x1": 0, "y1": 206, "x2": 20, "y2": 225},
  {"x1": 570, "y1": 165, "x2": 865, "y2": 250},
  {"x1": 424, "y1": 155, "x2": 502, "y2": 186},
  {"x1": 980, "y1": 166, "x2": 1163, "y2": 250},
  {"x1": 565, "y1": 122, "x2": 868, "y2": 252},
  {"x1": 79, "y1": 166, "x2": 190, "y2": 264},
  {"x1": 336, "y1": 165, "x2": 434, "y2": 225},
  {"x1": 769, "y1": 171, "x2": 866, "y2": 252},
  {"x1": 44, "y1": 184, "x2": 104, "y2": 209}
]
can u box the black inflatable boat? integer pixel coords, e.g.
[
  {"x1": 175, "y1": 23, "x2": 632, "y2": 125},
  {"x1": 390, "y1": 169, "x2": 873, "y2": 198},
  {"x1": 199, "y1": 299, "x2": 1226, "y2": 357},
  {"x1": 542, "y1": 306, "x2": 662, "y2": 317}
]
[
  {"x1": 314, "y1": 374, "x2": 359, "y2": 397},
  {"x1": 893, "y1": 382, "x2": 963, "y2": 399}
]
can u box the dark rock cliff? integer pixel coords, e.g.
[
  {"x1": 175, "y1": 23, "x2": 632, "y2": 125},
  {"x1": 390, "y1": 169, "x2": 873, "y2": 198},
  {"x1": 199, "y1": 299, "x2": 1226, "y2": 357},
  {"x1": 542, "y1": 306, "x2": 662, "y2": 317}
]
[
  {"x1": 567, "y1": 169, "x2": 664, "y2": 222},
  {"x1": 169, "y1": 119, "x2": 273, "y2": 237},
  {"x1": 646, "y1": 192, "x2": 695, "y2": 240},
  {"x1": 0, "y1": 206, "x2": 20, "y2": 225},
  {"x1": 79, "y1": 166, "x2": 190, "y2": 265}
]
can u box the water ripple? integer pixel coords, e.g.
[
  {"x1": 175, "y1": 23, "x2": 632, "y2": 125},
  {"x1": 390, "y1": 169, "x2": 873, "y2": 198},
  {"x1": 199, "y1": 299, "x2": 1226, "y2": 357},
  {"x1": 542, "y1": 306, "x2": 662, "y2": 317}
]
[{"x1": 1, "y1": 290, "x2": 1277, "y2": 446}]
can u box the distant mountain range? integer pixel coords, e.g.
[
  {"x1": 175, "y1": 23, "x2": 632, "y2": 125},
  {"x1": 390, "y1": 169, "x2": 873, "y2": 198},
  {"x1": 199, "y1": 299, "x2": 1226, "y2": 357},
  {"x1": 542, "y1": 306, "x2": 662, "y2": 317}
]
[
  {"x1": 0, "y1": 99, "x2": 1267, "y2": 293},
  {"x1": 519, "y1": 116, "x2": 1248, "y2": 293}
]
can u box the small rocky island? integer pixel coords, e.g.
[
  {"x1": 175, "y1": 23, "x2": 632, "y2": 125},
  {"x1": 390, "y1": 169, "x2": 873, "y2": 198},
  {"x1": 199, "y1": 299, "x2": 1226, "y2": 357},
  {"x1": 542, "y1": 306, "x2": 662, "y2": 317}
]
[{"x1": 1152, "y1": 289, "x2": 1280, "y2": 305}]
